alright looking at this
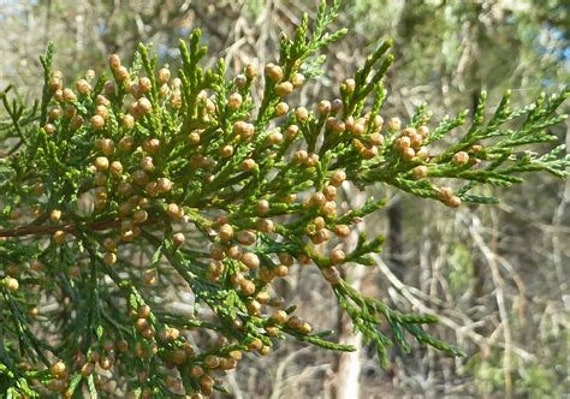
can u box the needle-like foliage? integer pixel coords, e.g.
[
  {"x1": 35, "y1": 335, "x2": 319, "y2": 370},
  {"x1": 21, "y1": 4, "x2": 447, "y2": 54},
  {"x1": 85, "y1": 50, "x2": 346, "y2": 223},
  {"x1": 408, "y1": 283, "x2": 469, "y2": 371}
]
[{"x1": 0, "y1": 1, "x2": 568, "y2": 396}]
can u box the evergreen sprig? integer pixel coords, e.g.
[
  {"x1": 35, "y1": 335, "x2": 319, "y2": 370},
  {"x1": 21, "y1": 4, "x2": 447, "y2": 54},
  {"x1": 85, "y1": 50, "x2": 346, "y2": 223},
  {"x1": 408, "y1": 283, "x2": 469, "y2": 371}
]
[{"x1": 0, "y1": 1, "x2": 568, "y2": 397}]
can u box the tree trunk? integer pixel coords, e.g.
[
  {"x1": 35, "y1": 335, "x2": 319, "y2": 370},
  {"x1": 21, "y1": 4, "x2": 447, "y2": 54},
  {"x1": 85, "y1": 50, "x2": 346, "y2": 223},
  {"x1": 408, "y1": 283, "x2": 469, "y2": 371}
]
[{"x1": 331, "y1": 187, "x2": 367, "y2": 399}]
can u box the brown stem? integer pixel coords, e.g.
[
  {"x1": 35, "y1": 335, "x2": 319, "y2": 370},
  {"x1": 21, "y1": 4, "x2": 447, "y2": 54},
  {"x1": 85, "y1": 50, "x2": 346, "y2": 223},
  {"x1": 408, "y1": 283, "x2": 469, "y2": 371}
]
[{"x1": 0, "y1": 218, "x2": 121, "y2": 238}]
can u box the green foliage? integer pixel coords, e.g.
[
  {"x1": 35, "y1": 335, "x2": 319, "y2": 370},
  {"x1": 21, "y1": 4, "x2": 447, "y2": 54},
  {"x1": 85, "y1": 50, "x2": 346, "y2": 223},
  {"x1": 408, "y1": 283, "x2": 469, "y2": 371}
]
[{"x1": 0, "y1": 1, "x2": 568, "y2": 397}]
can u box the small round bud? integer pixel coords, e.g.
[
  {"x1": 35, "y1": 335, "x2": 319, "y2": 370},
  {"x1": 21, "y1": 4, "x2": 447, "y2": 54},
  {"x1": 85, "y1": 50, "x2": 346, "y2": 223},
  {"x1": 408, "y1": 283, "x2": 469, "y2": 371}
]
[
  {"x1": 437, "y1": 186, "x2": 454, "y2": 201},
  {"x1": 96, "y1": 107, "x2": 111, "y2": 122},
  {"x1": 157, "y1": 177, "x2": 173, "y2": 192},
  {"x1": 48, "y1": 107, "x2": 61, "y2": 120},
  {"x1": 265, "y1": 63, "x2": 283, "y2": 82},
  {"x1": 100, "y1": 138, "x2": 114, "y2": 156},
  {"x1": 259, "y1": 267, "x2": 274, "y2": 283},
  {"x1": 394, "y1": 136, "x2": 411, "y2": 152},
  {"x1": 4, "y1": 276, "x2": 19, "y2": 292},
  {"x1": 411, "y1": 165, "x2": 429, "y2": 179},
  {"x1": 256, "y1": 199, "x2": 270, "y2": 214},
  {"x1": 342, "y1": 78, "x2": 356, "y2": 93},
  {"x1": 119, "y1": 115, "x2": 135, "y2": 131},
  {"x1": 323, "y1": 185, "x2": 337, "y2": 201},
  {"x1": 409, "y1": 132, "x2": 423, "y2": 149},
  {"x1": 416, "y1": 146, "x2": 429, "y2": 160},
  {"x1": 205, "y1": 98, "x2": 216, "y2": 114},
  {"x1": 62, "y1": 88, "x2": 77, "y2": 102},
  {"x1": 241, "y1": 252, "x2": 260, "y2": 269},
  {"x1": 452, "y1": 151, "x2": 470, "y2": 166},
  {"x1": 170, "y1": 91, "x2": 182, "y2": 108},
  {"x1": 311, "y1": 228, "x2": 332, "y2": 244},
  {"x1": 371, "y1": 114, "x2": 384, "y2": 130},
  {"x1": 275, "y1": 81, "x2": 293, "y2": 97},
  {"x1": 102, "y1": 81, "x2": 115, "y2": 97},
  {"x1": 109, "y1": 161, "x2": 123, "y2": 178},
  {"x1": 295, "y1": 107, "x2": 309, "y2": 122},
  {"x1": 446, "y1": 195, "x2": 462, "y2": 208},
  {"x1": 50, "y1": 361, "x2": 67, "y2": 379},
  {"x1": 306, "y1": 152, "x2": 320, "y2": 167},
  {"x1": 43, "y1": 123, "x2": 55, "y2": 135},
  {"x1": 293, "y1": 149, "x2": 308, "y2": 164},
  {"x1": 311, "y1": 191, "x2": 327, "y2": 207},
  {"x1": 241, "y1": 158, "x2": 257, "y2": 172},
  {"x1": 140, "y1": 156, "x2": 155, "y2": 172},
  {"x1": 274, "y1": 102, "x2": 289, "y2": 117},
  {"x1": 418, "y1": 125, "x2": 430, "y2": 138},
  {"x1": 188, "y1": 131, "x2": 201, "y2": 144},
  {"x1": 291, "y1": 72, "x2": 305, "y2": 88},
  {"x1": 235, "y1": 74, "x2": 247, "y2": 88},
  {"x1": 330, "y1": 248, "x2": 346, "y2": 265},
  {"x1": 94, "y1": 156, "x2": 109, "y2": 171},
  {"x1": 115, "y1": 66, "x2": 130, "y2": 83},
  {"x1": 131, "y1": 170, "x2": 149, "y2": 186},
  {"x1": 227, "y1": 92, "x2": 243, "y2": 110},
  {"x1": 239, "y1": 279, "x2": 256, "y2": 296},
  {"x1": 387, "y1": 117, "x2": 401, "y2": 131},
  {"x1": 109, "y1": 54, "x2": 121, "y2": 70},
  {"x1": 53, "y1": 89, "x2": 63, "y2": 101},
  {"x1": 271, "y1": 309, "x2": 288, "y2": 324},
  {"x1": 298, "y1": 322, "x2": 313, "y2": 335},
  {"x1": 103, "y1": 252, "x2": 117, "y2": 265},
  {"x1": 138, "y1": 77, "x2": 152, "y2": 93},
  {"x1": 69, "y1": 115, "x2": 83, "y2": 130},
  {"x1": 286, "y1": 315, "x2": 303, "y2": 330},
  {"x1": 142, "y1": 138, "x2": 160, "y2": 154},
  {"x1": 471, "y1": 144, "x2": 484, "y2": 153},
  {"x1": 369, "y1": 132, "x2": 384, "y2": 146},
  {"x1": 103, "y1": 237, "x2": 119, "y2": 252},
  {"x1": 91, "y1": 114, "x2": 105, "y2": 130},
  {"x1": 327, "y1": 118, "x2": 346, "y2": 134},
  {"x1": 230, "y1": 272, "x2": 245, "y2": 286},
  {"x1": 208, "y1": 244, "x2": 226, "y2": 261},
  {"x1": 402, "y1": 147, "x2": 416, "y2": 161},
  {"x1": 330, "y1": 170, "x2": 346, "y2": 187},
  {"x1": 402, "y1": 127, "x2": 416, "y2": 137},
  {"x1": 309, "y1": 216, "x2": 324, "y2": 231},
  {"x1": 158, "y1": 83, "x2": 170, "y2": 98},
  {"x1": 136, "y1": 97, "x2": 152, "y2": 115},
  {"x1": 166, "y1": 203, "x2": 183, "y2": 219},
  {"x1": 219, "y1": 144, "x2": 234, "y2": 158},
  {"x1": 233, "y1": 121, "x2": 255, "y2": 140},
  {"x1": 284, "y1": 124, "x2": 299, "y2": 140},
  {"x1": 50, "y1": 209, "x2": 62, "y2": 223},
  {"x1": 278, "y1": 252, "x2": 294, "y2": 266},
  {"x1": 246, "y1": 299, "x2": 262, "y2": 316},
  {"x1": 334, "y1": 224, "x2": 351, "y2": 237},
  {"x1": 218, "y1": 224, "x2": 234, "y2": 242},
  {"x1": 245, "y1": 64, "x2": 258, "y2": 79},
  {"x1": 257, "y1": 218, "x2": 275, "y2": 233},
  {"x1": 118, "y1": 135, "x2": 135, "y2": 153},
  {"x1": 80, "y1": 362, "x2": 94, "y2": 377},
  {"x1": 172, "y1": 232, "x2": 185, "y2": 247},
  {"x1": 237, "y1": 230, "x2": 256, "y2": 246},
  {"x1": 76, "y1": 79, "x2": 92, "y2": 95},
  {"x1": 157, "y1": 68, "x2": 171, "y2": 84},
  {"x1": 322, "y1": 266, "x2": 341, "y2": 284},
  {"x1": 49, "y1": 74, "x2": 63, "y2": 91},
  {"x1": 226, "y1": 245, "x2": 243, "y2": 260},
  {"x1": 272, "y1": 264, "x2": 288, "y2": 277},
  {"x1": 317, "y1": 100, "x2": 331, "y2": 115}
]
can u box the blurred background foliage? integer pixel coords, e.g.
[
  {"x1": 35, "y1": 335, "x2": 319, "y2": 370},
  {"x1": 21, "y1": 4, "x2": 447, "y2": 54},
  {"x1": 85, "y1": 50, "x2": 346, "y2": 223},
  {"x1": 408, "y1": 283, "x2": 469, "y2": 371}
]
[{"x1": 1, "y1": 0, "x2": 568, "y2": 397}]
